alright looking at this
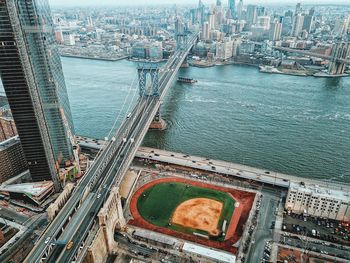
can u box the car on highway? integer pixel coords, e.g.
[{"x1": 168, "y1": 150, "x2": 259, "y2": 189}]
[
  {"x1": 66, "y1": 240, "x2": 73, "y2": 250},
  {"x1": 44, "y1": 237, "x2": 51, "y2": 244}
]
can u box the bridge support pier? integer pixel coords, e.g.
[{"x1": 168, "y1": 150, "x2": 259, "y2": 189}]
[
  {"x1": 149, "y1": 109, "x2": 166, "y2": 130},
  {"x1": 180, "y1": 56, "x2": 189, "y2": 68},
  {"x1": 97, "y1": 187, "x2": 126, "y2": 254},
  {"x1": 328, "y1": 43, "x2": 350, "y2": 75}
]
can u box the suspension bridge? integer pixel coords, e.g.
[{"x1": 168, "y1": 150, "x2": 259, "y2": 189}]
[{"x1": 24, "y1": 32, "x2": 199, "y2": 263}]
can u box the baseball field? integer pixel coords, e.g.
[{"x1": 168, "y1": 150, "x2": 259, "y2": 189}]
[{"x1": 136, "y1": 181, "x2": 235, "y2": 240}]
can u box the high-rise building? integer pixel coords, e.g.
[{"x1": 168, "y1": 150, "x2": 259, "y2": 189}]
[
  {"x1": 0, "y1": 0, "x2": 76, "y2": 190},
  {"x1": 302, "y1": 14, "x2": 314, "y2": 33},
  {"x1": 333, "y1": 16, "x2": 350, "y2": 37},
  {"x1": 198, "y1": 0, "x2": 205, "y2": 25},
  {"x1": 256, "y1": 16, "x2": 271, "y2": 30},
  {"x1": 208, "y1": 13, "x2": 216, "y2": 30},
  {"x1": 190, "y1": 9, "x2": 197, "y2": 25},
  {"x1": 291, "y1": 13, "x2": 304, "y2": 37},
  {"x1": 228, "y1": 0, "x2": 236, "y2": 19},
  {"x1": 216, "y1": 39, "x2": 233, "y2": 60},
  {"x1": 309, "y1": 7, "x2": 315, "y2": 16},
  {"x1": 269, "y1": 18, "x2": 283, "y2": 41},
  {"x1": 285, "y1": 10, "x2": 293, "y2": 20},
  {"x1": 202, "y1": 21, "x2": 210, "y2": 40},
  {"x1": 237, "y1": 0, "x2": 243, "y2": 20},
  {"x1": 256, "y1": 6, "x2": 266, "y2": 17},
  {"x1": 295, "y1": 3, "x2": 302, "y2": 15},
  {"x1": 214, "y1": 0, "x2": 224, "y2": 28},
  {"x1": 246, "y1": 5, "x2": 257, "y2": 27}
]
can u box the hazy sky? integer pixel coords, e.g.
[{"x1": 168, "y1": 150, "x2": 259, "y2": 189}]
[{"x1": 48, "y1": 0, "x2": 350, "y2": 7}]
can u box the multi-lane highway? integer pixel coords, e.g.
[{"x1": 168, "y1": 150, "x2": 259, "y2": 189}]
[{"x1": 25, "y1": 33, "x2": 198, "y2": 263}]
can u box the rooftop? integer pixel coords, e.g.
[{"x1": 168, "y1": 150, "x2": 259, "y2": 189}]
[
  {"x1": 290, "y1": 182, "x2": 350, "y2": 201},
  {"x1": 182, "y1": 242, "x2": 236, "y2": 263},
  {"x1": 0, "y1": 181, "x2": 54, "y2": 197},
  {"x1": 0, "y1": 136, "x2": 20, "y2": 151}
]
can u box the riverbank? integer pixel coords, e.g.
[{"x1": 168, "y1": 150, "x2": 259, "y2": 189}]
[{"x1": 191, "y1": 59, "x2": 349, "y2": 78}]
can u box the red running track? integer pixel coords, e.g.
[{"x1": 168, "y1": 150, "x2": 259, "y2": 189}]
[{"x1": 128, "y1": 177, "x2": 256, "y2": 254}]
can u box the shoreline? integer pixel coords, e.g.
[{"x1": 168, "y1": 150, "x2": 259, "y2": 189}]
[
  {"x1": 60, "y1": 54, "x2": 128, "y2": 62},
  {"x1": 60, "y1": 55, "x2": 349, "y2": 78}
]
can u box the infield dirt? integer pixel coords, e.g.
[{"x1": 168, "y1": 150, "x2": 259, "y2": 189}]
[{"x1": 171, "y1": 197, "x2": 222, "y2": 236}]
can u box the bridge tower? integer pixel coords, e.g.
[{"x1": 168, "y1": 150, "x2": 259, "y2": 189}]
[
  {"x1": 137, "y1": 63, "x2": 160, "y2": 97},
  {"x1": 137, "y1": 63, "x2": 166, "y2": 130},
  {"x1": 175, "y1": 17, "x2": 190, "y2": 67},
  {"x1": 328, "y1": 42, "x2": 350, "y2": 75}
]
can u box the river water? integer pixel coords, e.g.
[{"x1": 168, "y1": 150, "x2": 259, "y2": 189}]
[{"x1": 2, "y1": 57, "x2": 350, "y2": 182}]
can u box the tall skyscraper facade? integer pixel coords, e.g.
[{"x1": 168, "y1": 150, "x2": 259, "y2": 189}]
[
  {"x1": 302, "y1": 15, "x2": 314, "y2": 34},
  {"x1": 228, "y1": 0, "x2": 236, "y2": 19},
  {"x1": 246, "y1": 5, "x2": 257, "y2": 27},
  {"x1": 269, "y1": 18, "x2": 283, "y2": 41},
  {"x1": 237, "y1": 0, "x2": 243, "y2": 20},
  {"x1": 208, "y1": 13, "x2": 216, "y2": 30},
  {"x1": 291, "y1": 13, "x2": 304, "y2": 37},
  {"x1": 201, "y1": 21, "x2": 210, "y2": 40},
  {"x1": 0, "y1": 0, "x2": 75, "y2": 190}
]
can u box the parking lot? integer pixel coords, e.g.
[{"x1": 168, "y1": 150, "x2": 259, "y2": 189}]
[{"x1": 283, "y1": 213, "x2": 350, "y2": 245}]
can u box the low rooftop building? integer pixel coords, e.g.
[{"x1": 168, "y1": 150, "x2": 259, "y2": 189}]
[
  {"x1": 0, "y1": 181, "x2": 54, "y2": 206},
  {"x1": 286, "y1": 182, "x2": 350, "y2": 222},
  {"x1": 0, "y1": 136, "x2": 27, "y2": 183}
]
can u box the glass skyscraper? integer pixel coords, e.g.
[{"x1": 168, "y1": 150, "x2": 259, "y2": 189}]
[
  {"x1": 228, "y1": 0, "x2": 236, "y2": 19},
  {"x1": 0, "y1": 0, "x2": 75, "y2": 190}
]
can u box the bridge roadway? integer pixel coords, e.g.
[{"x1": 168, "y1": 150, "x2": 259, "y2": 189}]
[
  {"x1": 273, "y1": 46, "x2": 350, "y2": 65},
  {"x1": 24, "y1": 33, "x2": 198, "y2": 263},
  {"x1": 136, "y1": 147, "x2": 350, "y2": 191}
]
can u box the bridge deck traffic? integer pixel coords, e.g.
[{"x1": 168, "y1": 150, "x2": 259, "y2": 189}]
[
  {"x1": 136, "y1": 147, "x2": 350, "y2": 192},
  {"x1": 24, "y1": 33, "x2": 199, "y2": 263}
]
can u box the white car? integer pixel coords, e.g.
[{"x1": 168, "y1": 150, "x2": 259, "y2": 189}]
[{"x1": 45, "y1": 237, "x2": 51, "y2": 244}]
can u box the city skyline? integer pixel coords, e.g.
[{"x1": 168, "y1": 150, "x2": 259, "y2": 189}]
[
  {"x1": 0, "y1": 0, "x2": 349, "y2": 262},
  {"x1": 49, "y1": 0, "x2": 350, "y2": 7}
]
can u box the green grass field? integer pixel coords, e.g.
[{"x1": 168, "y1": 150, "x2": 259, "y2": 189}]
[{"x1": 137, "y1": 182, "x2": 235, "y2": 240}]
